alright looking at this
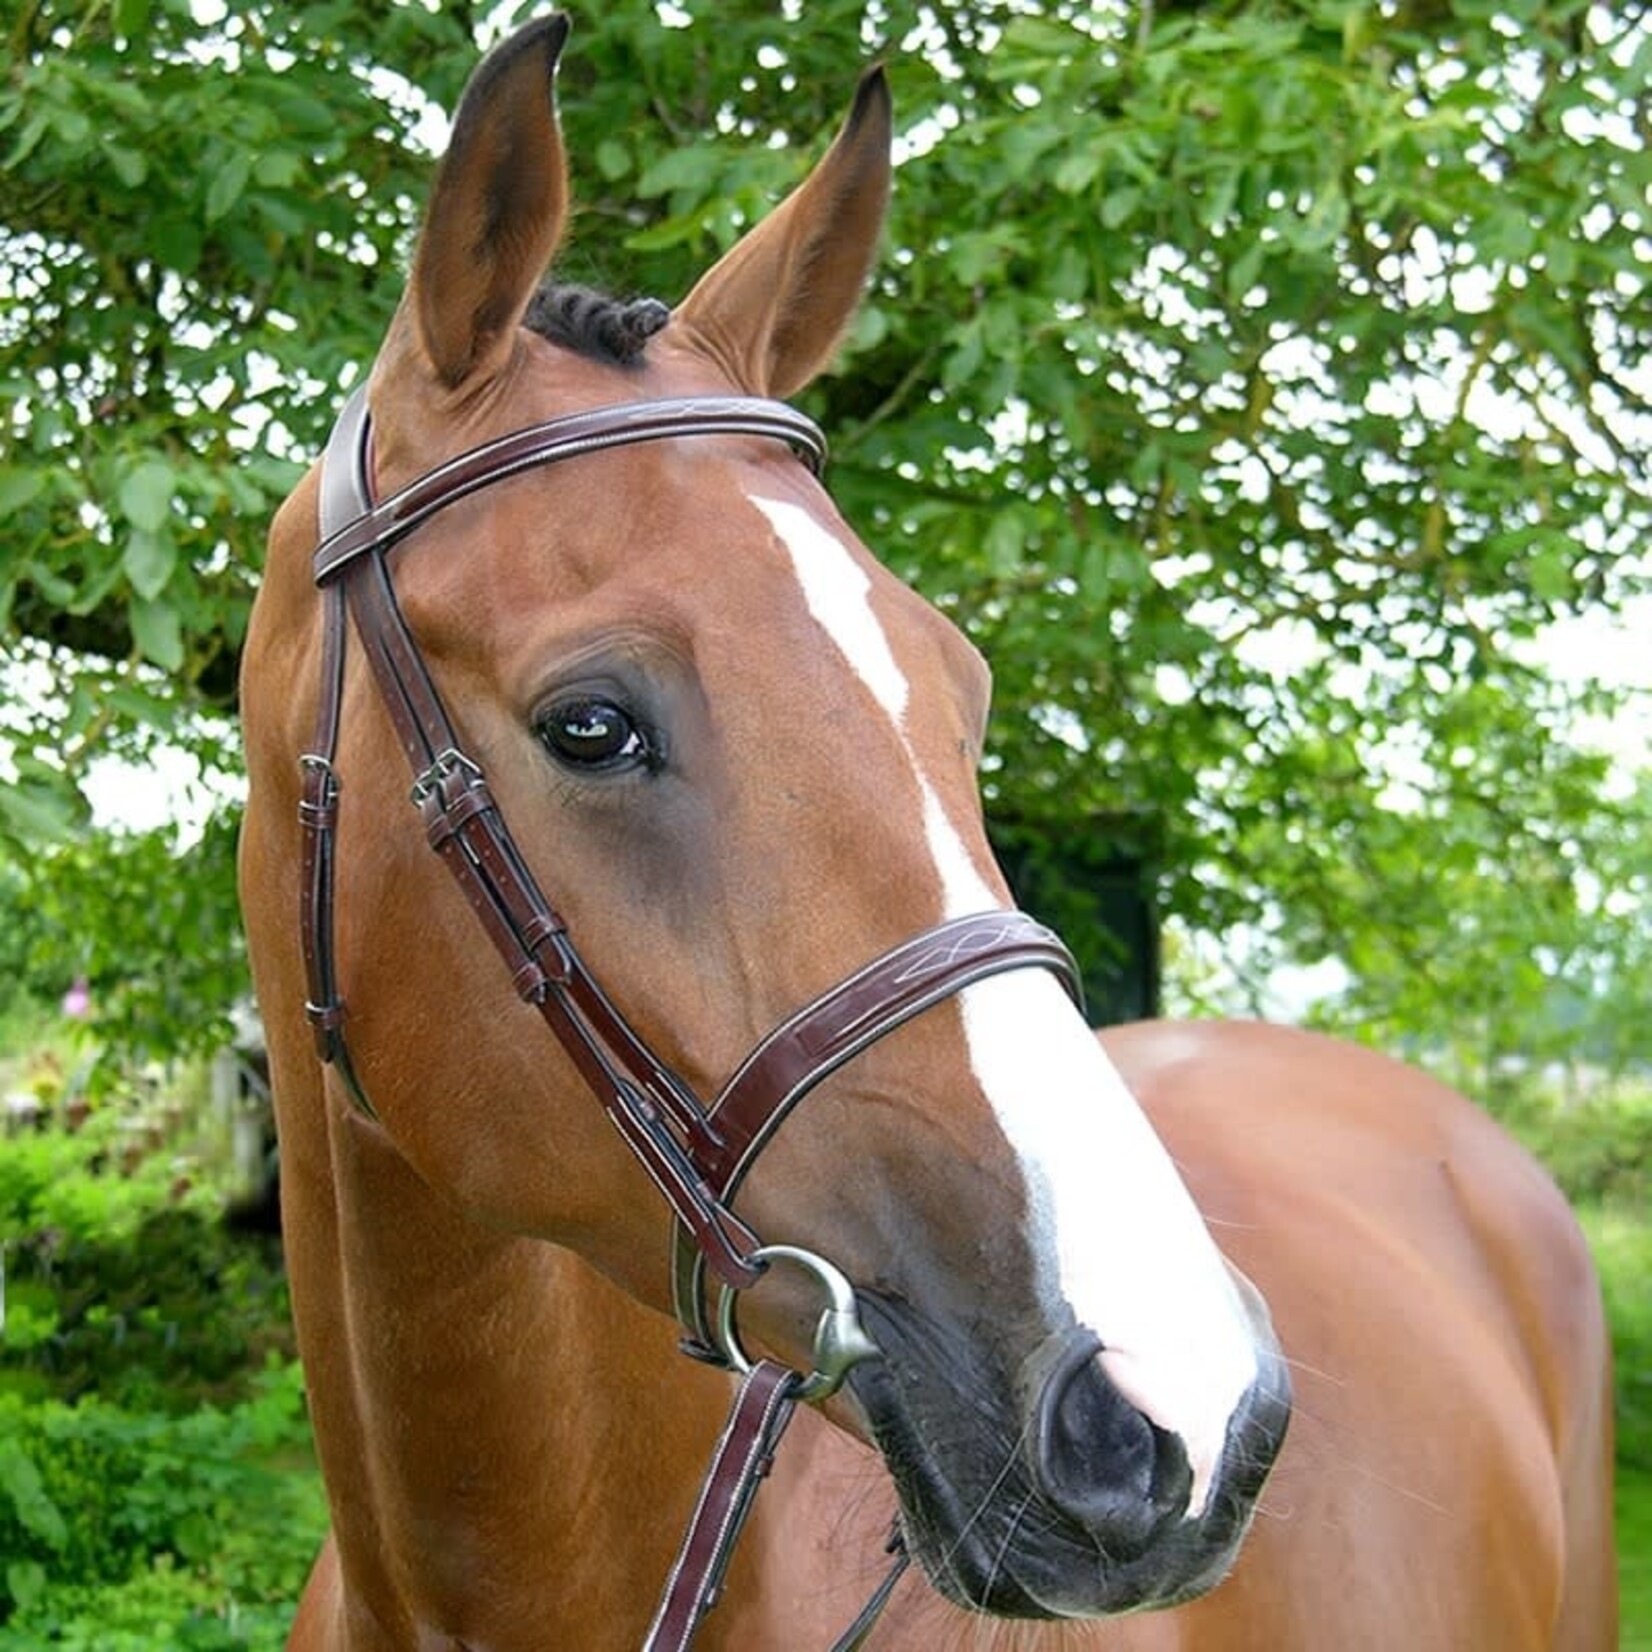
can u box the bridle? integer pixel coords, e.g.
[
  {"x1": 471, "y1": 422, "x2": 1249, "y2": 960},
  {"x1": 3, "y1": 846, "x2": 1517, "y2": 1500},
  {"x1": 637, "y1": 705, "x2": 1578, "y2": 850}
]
[{"x1": 298, "y1": 378, "x2": 1083, "y2": 1650}]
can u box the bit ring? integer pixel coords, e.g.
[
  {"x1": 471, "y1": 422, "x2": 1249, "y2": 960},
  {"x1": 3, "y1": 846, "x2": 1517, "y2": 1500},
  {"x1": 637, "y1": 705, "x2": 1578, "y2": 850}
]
[{"x1": 713, "y1": 1244, "x2": 880, "y2": 1402}]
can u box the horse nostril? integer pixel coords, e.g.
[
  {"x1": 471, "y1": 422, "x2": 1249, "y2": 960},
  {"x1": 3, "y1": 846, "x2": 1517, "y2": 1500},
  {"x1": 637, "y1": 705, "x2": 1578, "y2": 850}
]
[{"x1": 1030, "y1": 1328, "x2": 1194, "y2": 1560}]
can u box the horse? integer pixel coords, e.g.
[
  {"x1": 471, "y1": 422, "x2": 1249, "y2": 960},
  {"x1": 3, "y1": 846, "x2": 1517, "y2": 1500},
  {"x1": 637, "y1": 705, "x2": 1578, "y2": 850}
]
[{"x1": 238, "y1": 16, "x2": 1617, "y2": 1650}]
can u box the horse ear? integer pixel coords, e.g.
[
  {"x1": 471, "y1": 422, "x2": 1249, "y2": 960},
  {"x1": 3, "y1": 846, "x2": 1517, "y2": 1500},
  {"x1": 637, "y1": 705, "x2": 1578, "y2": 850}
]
[
  {"x1": 675, "y1": 69, "x2": 892, "y2": 399},
  {"x1": 404, "y1": 15, "x2": 571, "y2": 390}
]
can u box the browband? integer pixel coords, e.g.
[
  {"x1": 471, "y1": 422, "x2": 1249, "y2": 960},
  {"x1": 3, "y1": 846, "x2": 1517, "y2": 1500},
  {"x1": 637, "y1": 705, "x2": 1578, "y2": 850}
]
[{"x1": 315, "y1": 386, "x2": 827, "y2": 577}]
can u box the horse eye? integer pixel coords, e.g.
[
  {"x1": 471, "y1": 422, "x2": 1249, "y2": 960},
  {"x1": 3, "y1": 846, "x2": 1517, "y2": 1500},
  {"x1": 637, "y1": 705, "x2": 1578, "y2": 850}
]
[{"x1": 536, "y1": 696, "x2": 653, "y2": 772}]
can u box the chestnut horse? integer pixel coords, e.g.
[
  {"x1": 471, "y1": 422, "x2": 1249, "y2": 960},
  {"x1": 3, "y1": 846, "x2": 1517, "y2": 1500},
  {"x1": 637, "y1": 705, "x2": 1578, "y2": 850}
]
[{"x1": 238, "y1": 17, "x2": 1617, "y2": 1651}]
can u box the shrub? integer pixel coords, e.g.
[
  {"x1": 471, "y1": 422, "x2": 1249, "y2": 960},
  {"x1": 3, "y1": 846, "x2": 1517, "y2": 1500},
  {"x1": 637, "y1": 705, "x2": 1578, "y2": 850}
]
[
  {"x1": 1580, "y1": 1205, "x2": 1652, "y2": 1474},
  {"x1": 4, "y1": 1208, "x2": 292, "y2": 1410},
  {"x1": 1505, "y1": 1086, "x2": 1652, "y2": 1210},
  {"x1": 0, "y1": 1363, "x2": 324, "y2": 1640},
  {"x1": 0, "y1": 1092, "x2": 316, "y2": 1649}
]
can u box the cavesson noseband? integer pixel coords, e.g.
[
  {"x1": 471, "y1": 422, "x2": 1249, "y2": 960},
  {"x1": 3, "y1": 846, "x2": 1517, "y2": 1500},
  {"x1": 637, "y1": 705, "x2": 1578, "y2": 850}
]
[{"x1": 299, "y1": 379, "x2": 1082, "y2": 1650}]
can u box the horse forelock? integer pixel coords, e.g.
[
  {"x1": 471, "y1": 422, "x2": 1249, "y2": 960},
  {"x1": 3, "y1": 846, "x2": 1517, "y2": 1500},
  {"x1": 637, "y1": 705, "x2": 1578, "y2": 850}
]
[{"x1": 522, "y1": 282, "x2": 671, "y2": 368}]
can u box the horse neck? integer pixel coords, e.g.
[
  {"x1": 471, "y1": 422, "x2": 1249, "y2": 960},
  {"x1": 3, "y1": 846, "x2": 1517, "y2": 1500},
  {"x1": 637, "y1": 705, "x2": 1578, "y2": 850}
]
[{"x1": 283, "y1": 1073, "x2": 731, "y2": 1640}]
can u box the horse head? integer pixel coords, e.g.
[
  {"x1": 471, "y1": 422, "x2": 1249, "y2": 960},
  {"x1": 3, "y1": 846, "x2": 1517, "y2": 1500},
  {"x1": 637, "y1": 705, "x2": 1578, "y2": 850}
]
[{"x1": 243, "y1": 15, "x2": 1289, "y2": 1627}]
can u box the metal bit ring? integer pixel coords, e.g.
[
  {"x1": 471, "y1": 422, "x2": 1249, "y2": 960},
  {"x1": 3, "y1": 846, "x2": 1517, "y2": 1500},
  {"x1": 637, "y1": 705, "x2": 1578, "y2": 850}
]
[{"x1": 713, "y1": 1244, "x2": 880, "y2": 1403}]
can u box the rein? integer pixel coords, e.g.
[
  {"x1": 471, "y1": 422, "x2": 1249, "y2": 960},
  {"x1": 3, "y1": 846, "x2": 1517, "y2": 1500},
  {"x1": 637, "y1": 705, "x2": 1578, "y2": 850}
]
[{"x1": 299, "y1": 381, "x2": 1081, "y2": 1649}]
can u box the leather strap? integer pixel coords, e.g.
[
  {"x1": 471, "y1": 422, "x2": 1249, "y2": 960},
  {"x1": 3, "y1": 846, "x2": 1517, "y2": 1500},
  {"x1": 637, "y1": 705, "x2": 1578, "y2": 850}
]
[
  {"x1": 315, "y1": 393, "x2": 827, "y2": 583},
  {"x1": 828, "y1": 1543, "x2": 910, "y2": 1652},
  {"x1": 645, "y1": 1363, "x2": 912, "y2": 1652},
  {"x1": 708, "y1": 911, "x2": 1077, "y2": 1188},
  {"x1": 670, "y1": 910, "x2": 1080, "y2": 1349},
  {"x1": 296, "y1": 388, "x2": 376, "y2": 1117},
  {"x1": 644, "y1": 1361, "x2": 801, "y2": 1652}
]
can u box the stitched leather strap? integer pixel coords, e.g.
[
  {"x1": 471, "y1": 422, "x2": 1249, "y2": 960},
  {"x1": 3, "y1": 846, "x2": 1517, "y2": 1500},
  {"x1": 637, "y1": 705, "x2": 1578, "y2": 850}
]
[
  {"x1": 644, "y1": 1361, "x2": 801, "y2": 1652},
  {"x1": 646, "y1": 1359, "x2": 911, "y2": 1652},
  {"x1": 315, "y1": 393, "x2": 827, "y2": 583},
  {"x1": 709, "y1": 910, "x2": 1077, "y2": 1188},
  {"x1": 669, "y1": 910, "x2": 1080, "y2": 1350},
  {"x1": 296, "y1": 389, "x2": 376, "y2": 1116}
]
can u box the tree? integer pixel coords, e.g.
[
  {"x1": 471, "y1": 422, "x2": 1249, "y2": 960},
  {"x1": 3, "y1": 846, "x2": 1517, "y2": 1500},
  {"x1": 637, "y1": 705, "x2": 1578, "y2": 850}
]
[{"x1": 3, "y1": 0, "x2": 1646, "y2": 1074}]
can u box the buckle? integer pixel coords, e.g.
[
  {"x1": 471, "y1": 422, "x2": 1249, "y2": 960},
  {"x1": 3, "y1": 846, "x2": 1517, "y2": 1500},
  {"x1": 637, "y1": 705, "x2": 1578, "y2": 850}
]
[
  {"x1": 299, "y1": 752, "x2": 339, "y2": 798},
  {"x1": 410, "y1": 747, "x2": 483, "y2": 806}
]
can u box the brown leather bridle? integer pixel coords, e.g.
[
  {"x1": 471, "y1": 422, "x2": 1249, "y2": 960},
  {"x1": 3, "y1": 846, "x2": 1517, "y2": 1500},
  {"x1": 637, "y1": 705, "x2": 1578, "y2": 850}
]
[{"x1": 297, "y1": 379, "x2": 1083, "y2": 1650}]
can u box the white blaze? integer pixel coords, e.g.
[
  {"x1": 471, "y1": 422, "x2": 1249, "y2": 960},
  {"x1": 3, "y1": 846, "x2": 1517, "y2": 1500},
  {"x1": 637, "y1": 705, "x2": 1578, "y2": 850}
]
[{"x1": 748, "y1": 493, "x2": 1257, "y2": 1513}]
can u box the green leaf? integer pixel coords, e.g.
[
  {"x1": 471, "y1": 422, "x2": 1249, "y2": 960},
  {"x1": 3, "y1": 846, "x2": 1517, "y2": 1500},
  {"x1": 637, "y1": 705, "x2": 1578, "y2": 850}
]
[
  {"x1": 173, "y1": 1509, "x2": 216, "y2": 1562},
  {"x1": 0, "y1": 1442, "x2": 68, "y2": 1549},
  {"x1": 5, "y1": 1559, "x2": 47, "y2": 1612},
  {"x1": 1098, "y1": 184, "x2": 1140, "y2": 226},
  {"x1": 24, "y1": 562, "x2": 74, "y2": 605},
  {"x1": 0, "y1": 467, "x2": 44, "y2": 515},
  {"x1": 253, "y1": 148, "x2": 301, "y2": 188},
  {"x1": 108, "y1": 144, "x2": 148, "y2": 187},
  {"x1": 947, "y1": 230, "x2": 1018, "y2": 285},
  {"x1": 1227, "y1": 238, "x2": 1266, "y2": 300},
  {"x1": 623, "y1": 212, "x2": 709, "y2": 253},
  {"x1": 67, "y1": 551, "x2": 126, "y2": 617},
  {"x1": 1527, "y1": 545, "x2": 1574, "y2": 603},
  {"x1": 117, "y1": 459, "x2": 176, "y2": 533},
  {"x1": 113, "y1": 0, "x2": 152, "y2": 36},
  {"x1": 123, "y1": 526, "x2": 176, "y2": 600},
  {"x1": 47, "y1": 101, "x2": 91, "y2": 149},
  {"x1": 941, "y1": 317, "x2": 985, "y2": 394},
  {"x1": 205, "y1": 149, "x2": 253, "y2": 222},
  {"x1": 0, "y1": 782, "x2": 80, "y2": 842},
  {"x1": 128, "y1": 595, "x2": 185, "y2": 672},
  {"x1": 985, "y1": 511, "x2": 1025, "y2": 575},
  {"x1": 1054, "y1": 150, "x2": 1103, "y2": 196},
  {"x1": 3, "y1": 110, "x2": 48, "y2": 168},
  {"x1": 635, "y1": 145, "x2": 718, "y2": 199},
  {"x1": 250, "y1": 192, "x2": 311, "y2": 236},
  {"x1": 151, "y1": 215, "x2": 204, "y2": 273}
]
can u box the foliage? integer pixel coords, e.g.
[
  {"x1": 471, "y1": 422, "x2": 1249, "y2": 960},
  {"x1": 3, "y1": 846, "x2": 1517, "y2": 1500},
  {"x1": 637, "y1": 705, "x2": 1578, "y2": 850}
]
[
  {"x1": 0, "y1": 1366, "x2": 322, "y2": 1644},
  {"x1": 1579, "y1": 1200, "x2": 1652, "y2": 1473},
  {"x1": 2, "y1": 1205, "x2": 294, "y2": 1410},
  {"x1": 1509, "y1": 1086, "x2": 1652, "y2": 1209},
  {"x1": 0, "y1": 1080, "x2": 296, "y2": 1405},
  {"x1": 1296, "y1": 762, "x2": 1652, "y2": 1091},
  {"x1": 0, "y1": 1099, "x2": 207, "y2": 1245},
  {"x1": 1, "y1": 812, "x2": 246, "y2": 1069},
  {"x1": 3, "y1": 0, "x2": 1648, "y2": 1064},
  {"x1": 0, "y1": 1101, "x2": 316, "y2": 1647}
]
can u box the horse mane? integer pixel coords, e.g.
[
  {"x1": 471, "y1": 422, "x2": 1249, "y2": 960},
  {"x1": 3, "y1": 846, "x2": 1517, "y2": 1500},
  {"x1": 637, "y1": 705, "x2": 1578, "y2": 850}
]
[{"x1": 523, "y1": 283, "x2": 671, "y2": 366}]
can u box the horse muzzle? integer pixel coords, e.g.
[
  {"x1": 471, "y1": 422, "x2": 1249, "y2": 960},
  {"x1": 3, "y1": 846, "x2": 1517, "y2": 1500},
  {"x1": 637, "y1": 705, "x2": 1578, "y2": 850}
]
[{"x1": 848, "y1": 1291, "x2": 1291, "y2": 1619}]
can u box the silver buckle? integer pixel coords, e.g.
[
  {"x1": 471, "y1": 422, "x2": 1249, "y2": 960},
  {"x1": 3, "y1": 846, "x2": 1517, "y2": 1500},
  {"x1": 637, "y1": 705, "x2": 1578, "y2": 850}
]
[{"x1": 410, "y1": 747, "x2": 483, "y2": 806}]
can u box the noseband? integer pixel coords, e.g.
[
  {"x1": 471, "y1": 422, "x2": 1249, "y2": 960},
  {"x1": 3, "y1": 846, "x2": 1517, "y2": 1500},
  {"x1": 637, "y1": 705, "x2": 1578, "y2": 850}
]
[{"x1": 299, "y1": 380, "x2": 1082, "y2": 1650}]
